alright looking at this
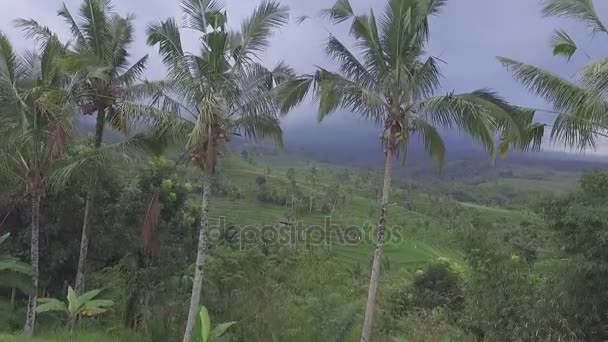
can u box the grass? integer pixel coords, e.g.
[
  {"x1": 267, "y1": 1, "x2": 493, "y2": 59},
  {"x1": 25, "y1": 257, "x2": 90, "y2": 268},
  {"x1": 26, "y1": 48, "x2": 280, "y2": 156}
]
[
  {"x1": 0, "y1": 329, "x2": 142, "y2": 342},
  {"x1": 206, "y1": 156, "x2": 533, "y2": 270},
  {"x1": 0, "y1": 153, "x2": 562, "y2": 342}
]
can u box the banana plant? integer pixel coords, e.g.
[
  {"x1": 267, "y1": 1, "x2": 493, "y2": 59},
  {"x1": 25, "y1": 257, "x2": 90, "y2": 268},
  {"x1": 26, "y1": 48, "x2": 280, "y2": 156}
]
[
  {"x1": 199, "y1": 306, "x2": 236, "y2": 342},
  {"x1": 0, "y1": 233, "x2": 33, "y2": 293},
  {"x1": 36, "y1": 286, "x2": 114, "y2": 326}
]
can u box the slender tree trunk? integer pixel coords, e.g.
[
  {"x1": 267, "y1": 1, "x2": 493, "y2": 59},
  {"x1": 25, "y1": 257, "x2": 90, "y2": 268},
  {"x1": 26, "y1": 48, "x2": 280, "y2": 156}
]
[
  {"x1": 331, "y1": 198, "x2": 337, "y2": 216},
  {"x1": 24, "y1": 190, "x2": 41, "y2": 336},
  {"x1": 74, "y1": 184, "x2": 96, "y2": 295},
  {"x1": 74, "y1": 108, "x2": 105, "y2": 293},
  {"x1": 10, "y1": 288, "x2": 16, "y2": 310},
  {"x1": 309, "y1": 193, "x2": 313, "y2": 213},
  {"x1": 360, "y1": 141, "x2": 396, "y2": 342},
  {"x1": 183, "y1": 172, "x2": 213, "y2": 342},
  {"x1": 70, "y1": 108, "x2": 105, "y2": 328}
]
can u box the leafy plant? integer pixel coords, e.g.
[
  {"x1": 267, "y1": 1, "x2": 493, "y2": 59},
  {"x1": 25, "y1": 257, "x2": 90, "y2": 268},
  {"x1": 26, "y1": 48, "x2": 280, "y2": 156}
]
[
  {"x1": 0, "y1": 233, "x2": 33, "y2": 293},
  {"x1": 198, "y1": 306, "x2": 236, "y2": 342},
  {"x1": 36, "y1": 286, "x2": 114, "y2": 326}
]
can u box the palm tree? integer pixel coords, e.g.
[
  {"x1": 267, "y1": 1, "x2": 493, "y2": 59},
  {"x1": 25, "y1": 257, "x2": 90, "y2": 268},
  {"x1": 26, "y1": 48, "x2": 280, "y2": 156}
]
[
  {"x1": 145, "y1": 1, "x2": 292, "y2": 341},
  {"x1": 0, "y1": 32, "x2": 74, "y2": 336},
  {"x1": 306, "y1": 165, "x2": 319, "y2": 212},
  {"x1": 281, "y1": 0, "x2": 544, "y2": 340},
  {"x1": 500, "y1": 0, "x2": 608, "y2": 149},
  {"x1": 286, "y1": 167, "x2": 297, "y2": 210},
  {"x1": 17, "y1": 0, "x2": 152, "y2": 297}
]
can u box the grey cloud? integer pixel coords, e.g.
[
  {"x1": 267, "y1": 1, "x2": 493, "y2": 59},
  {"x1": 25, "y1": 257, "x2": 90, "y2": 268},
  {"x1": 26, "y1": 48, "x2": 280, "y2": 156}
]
[{"x1": 2, "y1": 0, "x2": 607, "y2": 154}]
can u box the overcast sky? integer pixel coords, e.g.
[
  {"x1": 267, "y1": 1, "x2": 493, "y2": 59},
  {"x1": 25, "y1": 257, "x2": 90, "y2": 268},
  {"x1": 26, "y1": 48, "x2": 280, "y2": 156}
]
[{"x1": 2, "y1": 0, "x2": 608, "y2": 154}]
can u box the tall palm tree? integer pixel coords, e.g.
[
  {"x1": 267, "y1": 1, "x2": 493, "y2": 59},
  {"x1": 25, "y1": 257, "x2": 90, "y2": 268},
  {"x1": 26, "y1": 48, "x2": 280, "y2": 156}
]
[
  {"x1": 281, "y1": 0, "x2": 544, "y2": 340},
  {"x1": 500, "y1": 0, "x2": 608, "y2": 149},
  {"x1": 0, "y1": 31, "x2": 75, "y2": 336},
  {"x1": 145, "y1": 1, "x2": 293, "y2": 341},
  {"x1": 18, "y1": 0, "x2": 152, "y2": 297}
]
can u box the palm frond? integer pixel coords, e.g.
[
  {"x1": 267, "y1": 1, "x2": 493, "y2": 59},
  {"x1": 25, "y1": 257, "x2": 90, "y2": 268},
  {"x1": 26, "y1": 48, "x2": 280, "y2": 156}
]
[
  {"x1": 232, "y1": 113, "x2": 283, "y2": 147},
  {"x1": 350, "y1": 12, "x2": 388, "y2": 77},
  {"x1": 14, "y1": 19, "x2": 57, "y2": 50},
  {"x1": 411, "y1": 117, "x2": 446, "y2": 168},
  {"x1": 268, "y1": 61, "x2": 296, "y2": 86},
  {"x1": 542, "y1": 0, "x2": 607, "y2": 34},
  {"x1": 0, "y1": 32, "x2": 18, "y2": 86},
  {"x1": 79, "y1": 0, "x2": 111, "y2": 59},
  {"x1": 116, "y1": 55, "x2": 148, "y2": 86},
  {"x1": 579, "y1": 58, "x2": 608, "y2": 94},
  {"x1": 551, "y1": 109, "x2": 598, "y2": 149},
  {"x1": 462, "y1": 89, "x2": 545, "y2": 154},
  {"x1": 122, "y1": 80, "x2": 175, "y2": 103},
  {"x1": 324, "y1": 35, "x2": 375, "y2": 88},
  {"x1": 551, "y1": 29, "x2": 577, "y2": 60},
  {"x1": 107, "y1": 13, "x2": 135, "y2": 72},
  {"x1": 296, "y1": 15, "x2": 311, "y2": 24},
  {"x1": 316, "y1": 69, "x2": 386, "y2": 123},
  {"x1": 180, "y1": 0, "x2": 225, "y2": 33},
  {"x1": 277, "y1": 75, "x2": 316, "y2": 114},
  {"x1": 61, "y1": 51, "x2": 112, "y2": 82},
  {"x1": 498, "y1": 57, "x2": 608, "y2": 125},
  {"x1": 147, "y1": 18, "x2": 189, "y2": 79},
  {"x1": 411, "y1": 56, "x2": 442, "y2": 100},
  {"x1": 48, "y1": 136, "x2": 148, "y2": 192},
  {"x1": 380, "y1": 0, "x2": 415, "y2": 71},
  {"x1": 419, "y1": 93, "x2": 496, "y2": 154},
  {"x1": 232, "y1": 0, "x2": 289, "y2": 65},
  {"x1": 321, "y1": 0, "x2": 354, "y2": 24},
  {"x1": 57, "y1": 2, "x2": 86, "y2": 46}
]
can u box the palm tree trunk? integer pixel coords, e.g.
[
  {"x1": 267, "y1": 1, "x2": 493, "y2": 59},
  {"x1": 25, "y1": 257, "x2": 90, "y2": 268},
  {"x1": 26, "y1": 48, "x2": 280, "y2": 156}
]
[
  {"x1": 24, "y1": 190, "x2": 41, "y2": 336},
  {"x1": 360, "y1": 141, "x2": 396, "y2": 342},
  {"x1": 73, "y1": 107, "x2": 105, "y2": 296},
  {"x1": 183, "y1": 172, "x2": 213, "y2": 342},
  {"x1": 309, "y1": 193, "x2": 313, "y2": 213},
  {"x1": 74, "y1": 185, "x2": 95, "y2": 295},
  {"x1": 10, "y1": 288, "x2": 16, "y2": 310},
  {"x1": 70, "y1": 108, "x2": 105, "y2": 329}
]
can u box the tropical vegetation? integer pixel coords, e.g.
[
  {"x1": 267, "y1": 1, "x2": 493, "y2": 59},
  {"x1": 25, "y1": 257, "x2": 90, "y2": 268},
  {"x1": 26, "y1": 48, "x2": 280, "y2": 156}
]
[{"x1": 1, "y1": 0, "x2": 608, "y2": 341}]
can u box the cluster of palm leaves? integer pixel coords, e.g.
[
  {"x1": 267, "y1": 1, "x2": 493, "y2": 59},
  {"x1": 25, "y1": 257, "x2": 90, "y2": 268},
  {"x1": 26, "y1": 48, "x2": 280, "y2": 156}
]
[
  {"x1": 0, "y1": 0, "x2": 601, "y2": 340},
  {"x1": 500, "y1": 0, "x2": 608, "y2": 149}
]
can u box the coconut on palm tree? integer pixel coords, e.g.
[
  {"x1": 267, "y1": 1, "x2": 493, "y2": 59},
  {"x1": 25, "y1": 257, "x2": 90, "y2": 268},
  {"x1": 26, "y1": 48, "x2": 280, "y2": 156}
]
[
  {"x1": 500, "y1": 0, "x2": 608, "y2": 149},
  {"x1": 281, "y1": 0, "x2": 544, "y2": 340},
  {"x1": 145, "y1": 1, "x2": 294, "y2": 341},
  {"x1": 0, "y1": 31, "x2": 75, "y2": 336},
  {"x1": 17, "y1": 0, "x2": 153, "y2": 297}
]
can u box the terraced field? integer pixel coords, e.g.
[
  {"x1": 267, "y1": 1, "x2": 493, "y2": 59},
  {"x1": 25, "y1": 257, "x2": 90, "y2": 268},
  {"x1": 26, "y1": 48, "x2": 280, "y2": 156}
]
[{"x1": 199, "y1": 156, "x2": 532, "y2": 270}]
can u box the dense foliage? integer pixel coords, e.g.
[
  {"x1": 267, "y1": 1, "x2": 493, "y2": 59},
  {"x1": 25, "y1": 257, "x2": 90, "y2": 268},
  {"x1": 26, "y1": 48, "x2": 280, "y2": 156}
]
[{"x1": 2, "y1": 0, "x2": 608, "y2": 341}]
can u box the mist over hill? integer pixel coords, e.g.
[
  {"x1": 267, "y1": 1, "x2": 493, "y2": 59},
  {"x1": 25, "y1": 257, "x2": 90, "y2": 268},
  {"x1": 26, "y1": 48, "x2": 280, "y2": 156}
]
[{"x1": 77, "y1": 112, "x2": 608, "y2": 176}]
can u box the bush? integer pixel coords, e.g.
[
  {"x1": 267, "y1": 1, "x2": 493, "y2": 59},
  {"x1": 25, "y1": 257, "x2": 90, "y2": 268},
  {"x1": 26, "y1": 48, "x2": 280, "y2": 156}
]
[
  {"x1": 385, "y1": 260, "x2": 463, "y2": 324},
  {"x1": 255, "y1": 176, "x2": 267, "y2": 186}
]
